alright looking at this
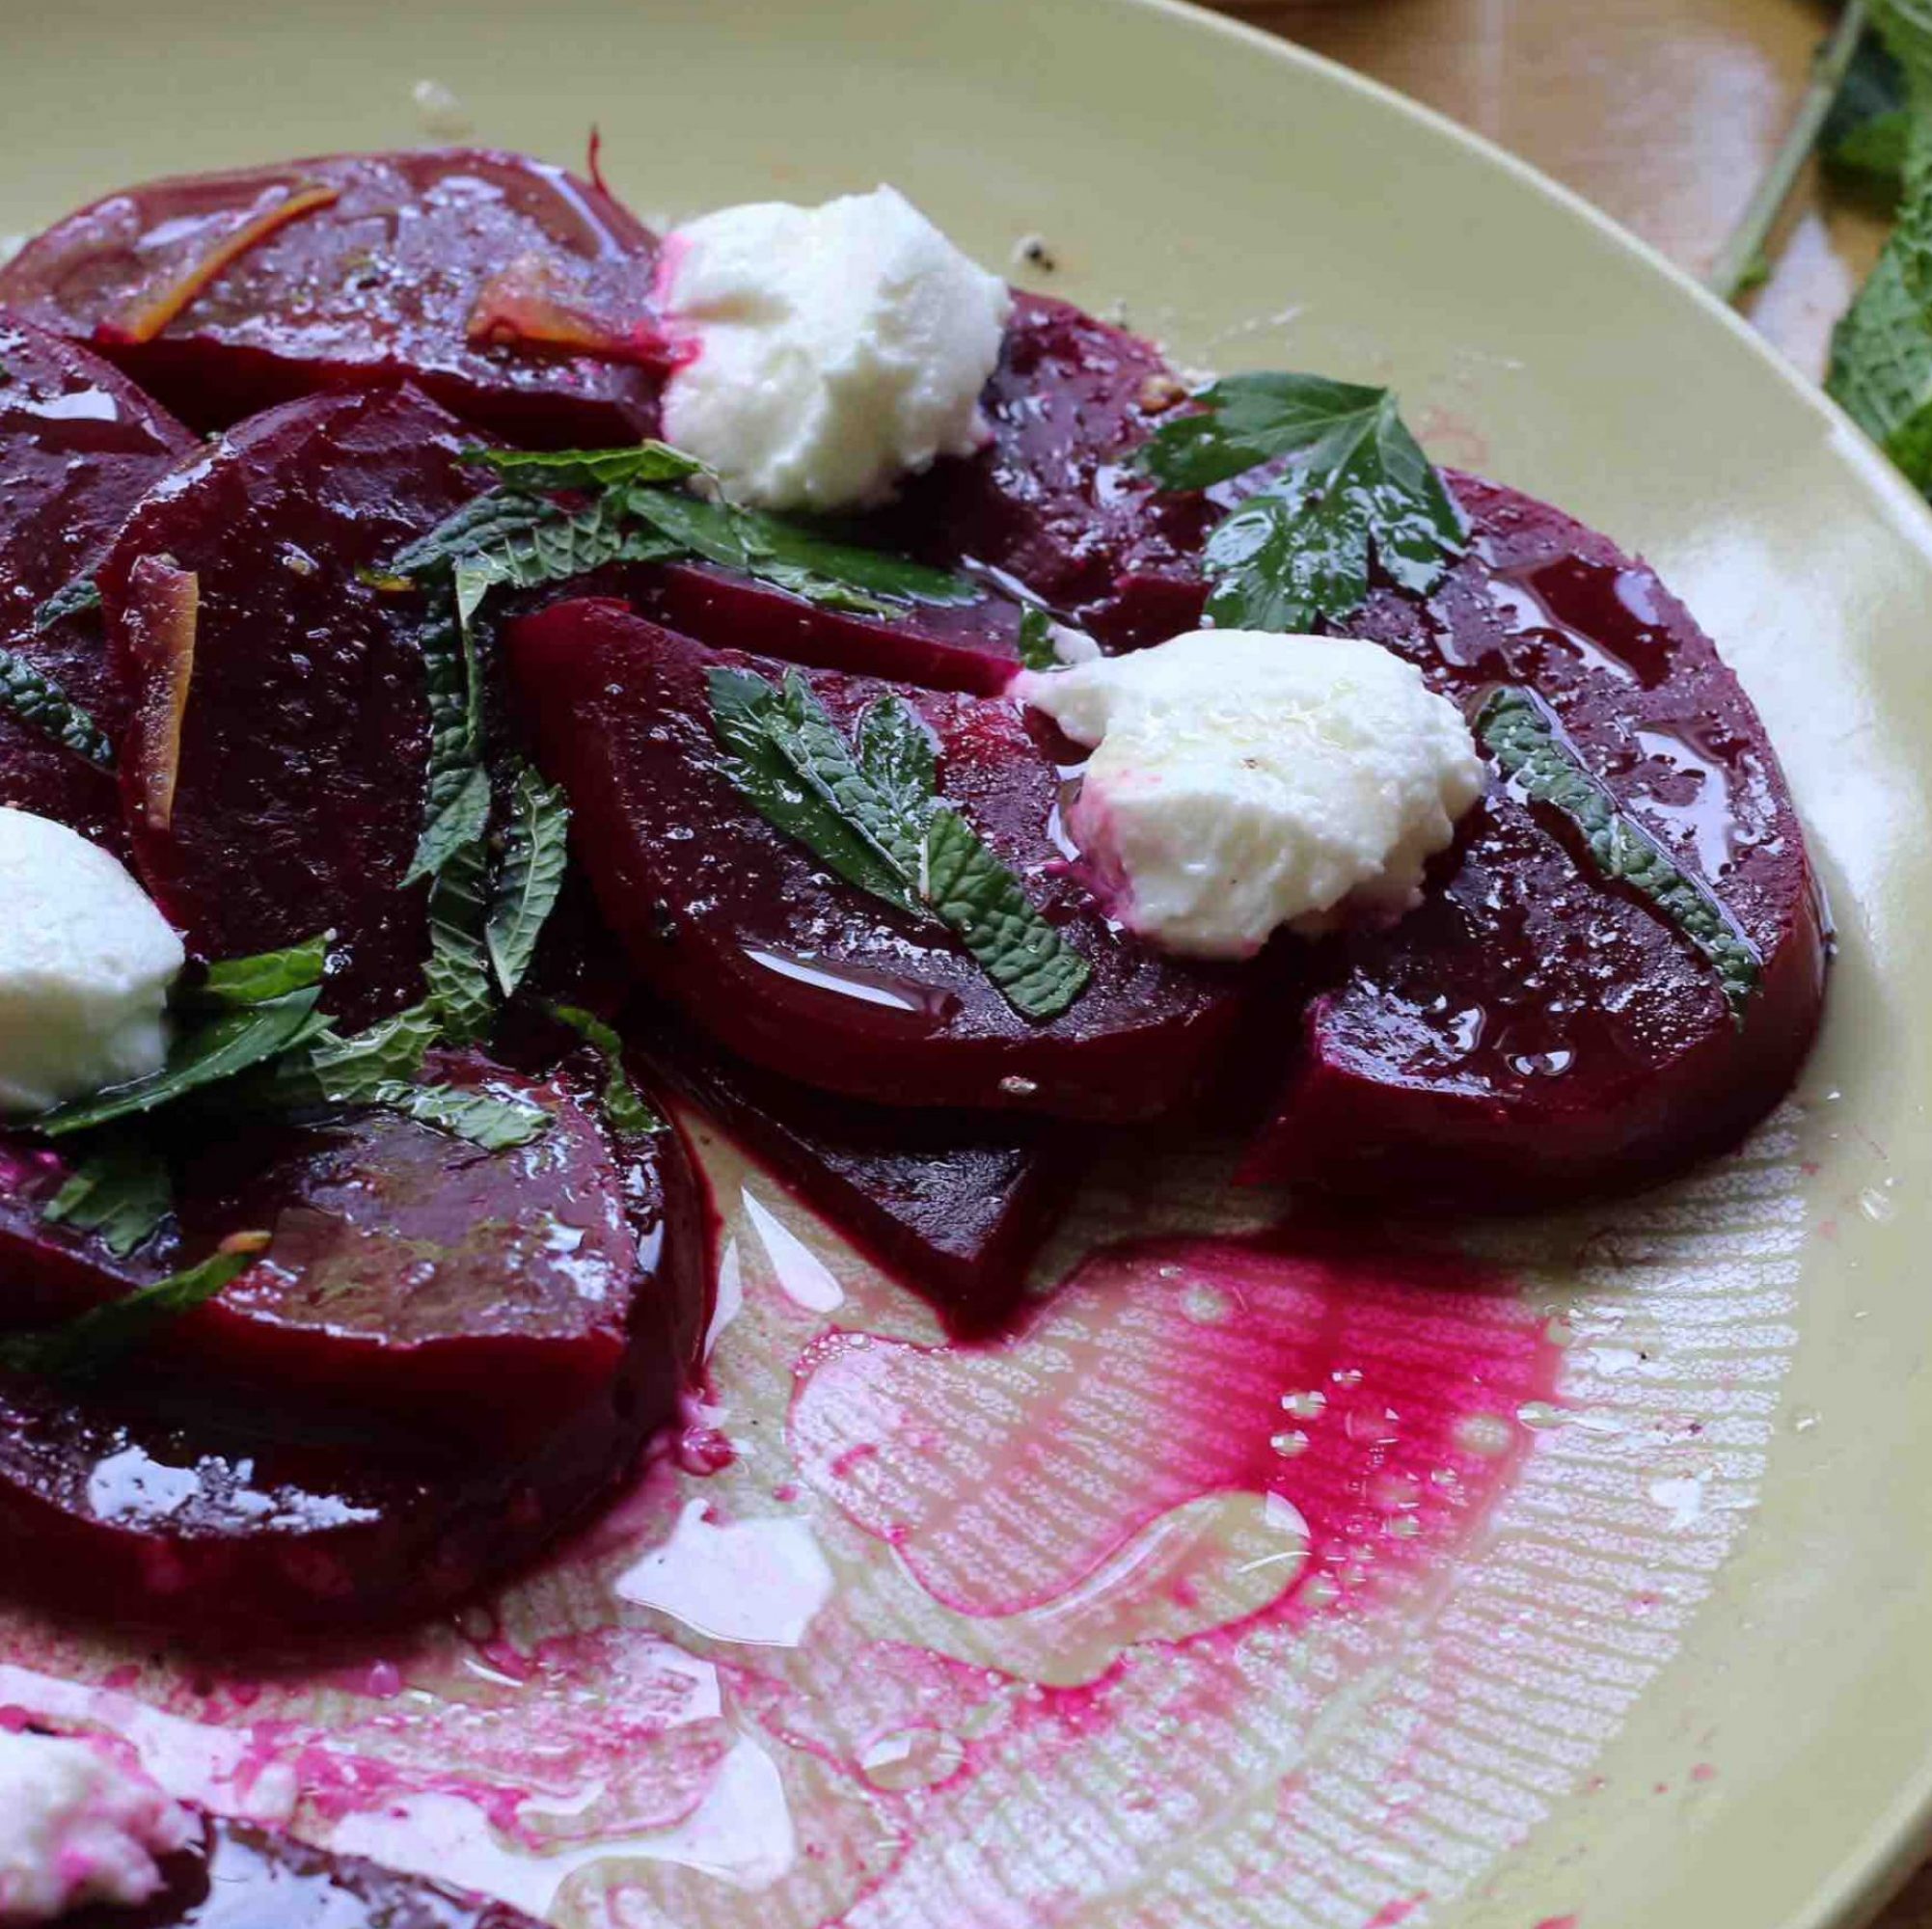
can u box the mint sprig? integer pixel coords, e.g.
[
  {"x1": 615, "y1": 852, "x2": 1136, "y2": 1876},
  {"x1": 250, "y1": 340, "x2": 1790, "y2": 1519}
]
[
  {"x1": 708, "y1": 666, "x2": 1091, "y2": 1022},
  {"x1": 547, "y1": 1003, "x2": 665, "y2": 1137},
  {"x1": 467, "y1": 442, "x2": 705, "y2": 494},
  {"x1": 1477, "y1": 687, "x2": 1760, "y2": 1016},
  {"x1": 41, "y1": 1143, "x2": 173, "y2": 1260},
  {"x1": 1136, "y1": 373, "x2": 1463, "y2": 630},
  {"x1": 485, "y1": 761, "x2": 572, "y2": 998},
  {"x1": 0, "y1": 647, "x2": 114, "y2": 769},
  {"x1": 33, "y1": 575, "x2": 102, "y2": 633}
]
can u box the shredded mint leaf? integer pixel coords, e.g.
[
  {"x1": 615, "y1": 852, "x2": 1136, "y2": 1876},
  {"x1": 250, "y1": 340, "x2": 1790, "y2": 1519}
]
[
  {"x1": 1477, "y1": 687, "x2": 1760, "y2": 1016},
  {"x1": 1825, "y1": 32, "x2": 1913, "y2": 188},
  {"x1": 0, "y1": 1239, "x2": 264, "y2": 1380},
  {"x1": 271, "y1": 1005, "x2": 441, "y2": 1108},
  {"x1": 466, "y1": 442, "x2": 707, "y2": 493},
  {"x1": 1137, "y1": 371, "x2": 1463, "y2": 629},
  {"x1": 0, "y1": 648, "x2": 114, "y2": 769},
  {"x1": 707, "y1": 666, "x2": 1090, "y2": 1021},
  {"x1": 33, "y1": 575, "x2": 102, "y2": 633},
  {"x1": 423, "y1": 840, "x2": 496, "y2": 1046},
  {"x1": 406, "y1": 761, "x2": 492, "y2": 888},
  {"x1": 1827, "y1": 240, "x2": 1932, "y2": 489},
  {"x1": 548, "y1": 1003, "x2": 664, "y2": 1136},
  {"x1": 361, "y1": 1078, "x2": 552, "y2": 1150},
  {"x1": 392, "y1": 492, "x2": 557, "y2": 579},
  {"x1": 191, "y1": 933, "x2": 330, "y2": 1011},
  {"x1": 37, "y1": 990, "x2": 329, "y2": 1137},
  {"x1": 1016, "y1": 607, "x2": 1058, "y2": 673},
  {"x1": 486, "y1": 762, "x2": 572, "y2": 997},
  {"x1": 41, "y1": 1144, "x2": 173, "y2": 1260}
]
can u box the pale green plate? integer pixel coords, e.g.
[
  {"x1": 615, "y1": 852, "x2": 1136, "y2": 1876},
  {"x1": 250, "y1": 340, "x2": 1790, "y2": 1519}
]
[{"x1": 3, "y1": 4, "x2": 1931, "y2": 1927}]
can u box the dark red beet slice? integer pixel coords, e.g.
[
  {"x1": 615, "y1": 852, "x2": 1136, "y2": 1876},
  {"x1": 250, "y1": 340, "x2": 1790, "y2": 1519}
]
[
  {"x1": 629, "y1": 1012, "x2": 1080, "y2": 1337},
  {"x1": 0, "y1": 1053, "x2": 702, "y2": 1462},
  {"x1": 1241, "y1": 474, "x2": 1828, "y2": 1206},
  {"x1": 0, "y1": 314, "x2": 195, "y2": 847},
  {"x1": 95, "y1": 385, "x2": 483, "y2": 1026},
  {"x1": 877, "y1": 292, "x2": 1216, "y2": 651},
  {"x1": 507, "y1": 599, "x2": 1245, "y2": 1121},
  {"x1": 0, "y1": 1084, "x2": 705, "y2": 1640},
  {"x1": 68, "y1": 1813, "x2": 542, "y2": 1929},
  {"x1": 0, "y1": 150, "x2": 666, "y2": 446}
]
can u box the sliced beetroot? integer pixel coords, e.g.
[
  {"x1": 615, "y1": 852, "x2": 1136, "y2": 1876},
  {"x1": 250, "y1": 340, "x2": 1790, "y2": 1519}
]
[
  {"x1": 507, "y1": 599, "x2": 1245, "y2": 1121},
  {"x1": 0, "y1": 314, "x2": 195, "y2": 847},
  {"x1": 630, "y1": 1012, "x2": 1080, "y2": 1337},
  {"x1": 68, "y1": 1814, "x2": 543, "y2": 1929},
  {"x1": 0, "y1": 150, "x2": 666, "y2": 446},
  {"x1": 0, "y1": 1054, "x2": 703, "y2": 1463},
  {"x1": 1241, "y1": 474, "x2": 1828, "y2": 1206},
  {"x1": 878, "y1": 292, "x2": 1216, "y2": 652},
  {"x1": 95, "y1": 385, "x2": 484, "y2": 1026}
]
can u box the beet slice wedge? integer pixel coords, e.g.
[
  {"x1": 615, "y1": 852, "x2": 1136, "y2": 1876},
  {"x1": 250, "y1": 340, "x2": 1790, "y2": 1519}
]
[
  {"x1": 0, "y1": 1052, "x2": 704, "y2": 1462},
  {"x1": 0, "y1": 314, "x2": 195, "y2": 849},
  {"x1": 0, "y1": 1073, "x2": 706, "y2": 1640},
  {"x1": 629, "y1": 1011, "x2": 1080, "y2": 1337},
  {"x1": 95, "y1": 385, "x2": 485, "y2": 1027},
  {"x1": 506, "y1": 599, "x2": 1246, "y2": 1121},
  {"x1": 0, "y1": 150, "x2": 667, "y2": 446},
  {"x1": 877, "y1": 292, "x2": 1218, "y2": 652},
  {"x1": 1241, "y1": 474, "x2": 1828, "y2": 1207},
  {"x1": 69, "y1": 1814, "x2": 544, "y2": 1929}
]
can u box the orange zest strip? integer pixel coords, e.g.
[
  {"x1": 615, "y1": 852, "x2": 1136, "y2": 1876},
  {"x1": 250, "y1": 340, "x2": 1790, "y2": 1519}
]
[
  {"x1": 97, "y1": 181, "x2": 342, "y2": 346},
  {"x1": 466, "y1": 254, "x2": 672, "y2": 367},
  {"x1": 124, "y1": 555, "x2": 199, "y2": 834}
]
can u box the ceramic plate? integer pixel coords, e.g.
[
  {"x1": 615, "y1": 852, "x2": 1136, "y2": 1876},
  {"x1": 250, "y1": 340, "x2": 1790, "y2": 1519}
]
[{"x1": 3, "y1": 3, "x2": 1930, "y2": 1926}]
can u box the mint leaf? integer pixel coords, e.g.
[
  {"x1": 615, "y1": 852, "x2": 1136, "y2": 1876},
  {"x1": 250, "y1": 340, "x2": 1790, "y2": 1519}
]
[
  {"x1": 37, "y1": 990, "x2": 329, "y2": 1137},
  {"x1": 423, "y1": 840, "x2": 496, "y2": 1046},
  {"x1": 548, "y1": 1003, "x2": 664, "y2": 1136},
  {"x1": 708, "y1": 666, "x2": 1091, "y2": 1021},
  {"x1": 405, "y1": 761, "x2": 492, "y2": 888},
  {"x1": 1016, "y1": 606, "x2": 1058, "y2": 672},
  {"x1": 277, "y1": 1006, "x2": 440, "y2": 1107},
  {"x1": 392, "y1": 492, "x2": 557, "y2": 579},
  {"x1": 1827, "y1": 240, "x2": 1932, "y2": 489},
  {"x1": 0, "y1": 1238, "x2": 264, "y2": 1379},
  {"x1": 42, "y1": 1143, "x2": 173, "y2": 1260},
  {"x1": 923, "y1": 806, "x2": 1091, "y2": 1020},
  {"x1": 486, "y1": 761, "x2": 572, "y2": 997},
  {"x1": 191, "y1": 933, "x2": 330, "y2": 1011},
  {"x1": 0, "y1": 648, "x2": 114, "y2": 768},
  {"x1": 1892, "y1": 111, "x2": 1932, "y2": 307},
  {"x1": 1477, "y1": 687, "x2": 1760, "y2": 1016},
  {"x1": 362, "y1": 1078, "x2": 552, "y2": 1150},
  {"x1": 709, "y1": 666, "x2": 925, "y2": 917},
  {"x1": 33, "y1": 575, "x2": 102, "y2": 632},
  {"x1": 1825, "y1": 33, "x2": 1912, "y2": 188},
  {"x1": 466, "y1": 442, "x2": 706, "y2": 493},
  {"x1": 1138, "y1": 372, "x2": 1463, "y2": 628},
  {"x1": 1871, "y1": 0, "x2": 1932, "y2": 103}
]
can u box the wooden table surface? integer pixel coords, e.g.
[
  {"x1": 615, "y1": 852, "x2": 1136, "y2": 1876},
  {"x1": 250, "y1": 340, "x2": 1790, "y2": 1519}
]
[{"x1": 1204, "y1": 2, "x2": 1927, "y2": 1923}]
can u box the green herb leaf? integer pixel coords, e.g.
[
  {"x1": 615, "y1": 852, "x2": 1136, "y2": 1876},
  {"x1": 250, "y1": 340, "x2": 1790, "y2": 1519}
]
[
  {"x1": 360, "y1": 1078, "x2": 553, "y2": 1150},
  {"x1": 486, "y1": 762, "x2": 572, "y2": 997},
  {"x1": 37, "y1": 990, "x2": 329, "y2": 1137},
  {"x1": 450, "y1": 494, "x2": 683, "y2": 614},
  {"x1": 405, "y1": 761, "x2": 492, "y2": 888},
  {"x1": 1016, "y1": 606, "x2": 1058, "y2": 672},
  {"x1": 0, "y1": 648, "x2": 114, "y2": 768},
  {"x1": 278, "y1": 1005, "x2": 441, "y2": 1107},
  {"x1": 41, "y1": 1143, "x2": 173, "y2": 1260},
  {"x1": 1824, "y1": 32, "x2": 1913, "y2": 188},
  {"x1": 1476, "y1": 687, "x2": 1760, "y2": 1015},
  {"x1": 466, "y1": 442, "x2": 707, "y2": 493},
  {"x1": 1826, "y1": 238, "x2": 1932, "y2": 489},
  {"x1": 0, "y1": 1240, "x2": 263, "y2": 1379},
  {"x1": 392, "y1": 492, "x2": 557, "y2": 579},
  {"x1": 1137, "y1": 371, "x2": 1463, "y2": 629},
  {"x1": 707, "y1": 666, "x2": 1091, "y2": 1021},
  {"x1": 1870, "y1": 0, "x2": 1932, "y2": 105},
  {"x1": 422, "y1": 839, "x2": 496, "y2": 1046},
  {"x1": 1891, "y1": 110, "x2": 1932, "y2": 308},
  {"x1": 33, "y1": 575, "x2": 102, "y2": 632},
  {"x1": 547, "y1": 1003, "x2": 664, "y2": 1136},
  {"x1": 191, "y1": 933, "x2": 330, "y2": 1012}
]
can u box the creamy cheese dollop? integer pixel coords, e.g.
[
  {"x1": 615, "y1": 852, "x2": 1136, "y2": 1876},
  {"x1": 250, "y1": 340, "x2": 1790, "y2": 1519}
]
[
  {"x1": 1017, "y1": 630, "x2": 1485, "y2": 960},
  {"x1": 0, "y1": 808, "x2": 184, "y2": 1118},
  {"x1": 657, "y1": 185, "x2": 1012, "y2": 513},
  {"x1": 0, "y1": 1731, "x2": 196, "y2": 1923}
]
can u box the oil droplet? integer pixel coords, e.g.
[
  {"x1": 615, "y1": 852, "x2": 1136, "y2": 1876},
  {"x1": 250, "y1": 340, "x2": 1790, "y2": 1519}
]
[
  {"x1": 1454, "y1": 1412, "x2": 1513, "y2": 1458},
  {"x1": 1280, "y1": 1390, "x2": 1327, "y2": 1422},
  {"x1": 859, "y1": 1725, "x2": 966, "y2": 1793},
  {"x1": 1270, "y1": 1429, "x2": 1309, "y2": 1458}
]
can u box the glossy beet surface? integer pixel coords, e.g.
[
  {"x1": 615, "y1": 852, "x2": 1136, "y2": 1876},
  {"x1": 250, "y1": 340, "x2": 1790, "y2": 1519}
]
[
  {"x1": 0, "y1": 150, "x2": 665, "y2": 446},
  {"x1": 1242, "y1": 474, "x2": 1828, "y2": 1205},
  {"x1": 880, "y1": 292, "x2": 1217, "y2": 651},
  {"x1": 630, "y1": 1012, "x2": 1081, "y2": 1335},
  {"x1": 96, "y1": 385, "x2": 482, "y2": 1027},
  {"x1": 507, "y1": 600, "x2": 1247, "y2": 1120},
  {"x1": 68, "y1": 1814, "x2": 542, "y2": 1929},
  {"x1": 0, "y1": 315, "x2": 194, "y2": 849},
  {"x1": 0, "y1": 1087, "x2": 706, "y2": 1640}
]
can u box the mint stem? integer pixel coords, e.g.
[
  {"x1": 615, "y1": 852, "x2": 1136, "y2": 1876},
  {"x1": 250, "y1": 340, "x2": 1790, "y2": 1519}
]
[{"x1": 1707, "y1": 0, "x2": 1869, "y2": 305}]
